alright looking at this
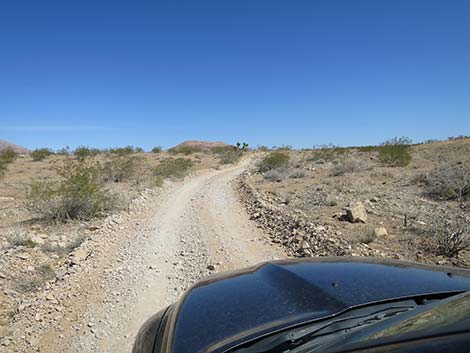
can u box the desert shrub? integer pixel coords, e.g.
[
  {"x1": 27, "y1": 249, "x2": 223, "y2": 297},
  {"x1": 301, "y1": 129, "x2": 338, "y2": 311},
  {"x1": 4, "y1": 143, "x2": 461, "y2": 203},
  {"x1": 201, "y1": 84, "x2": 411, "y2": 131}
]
[
  {"x1": 0, "y1": 148, "x2": 18, "y2": 163},
  {"x1": 74, "y1": 146, "x2": 101, "y2": 158},
  {"x1": 153, "y1": 158, "x2": 194, "y2": 179},
  {"x1": 219, "y1": 150, "x2": 240, "y2": 165},
  {"x1": 415, "y1": 164, "x2": 470, "y2": 201},
  {"x1": 151, "y1": 146, "x2": 162, "y2": 153},
  {"x1": 0, "y1": 161, "x2": 6, "y2": 178},
  {"x1": 308, "y1": 145, "x2": 350, "y2": 163},
  {"x1": 38, "y1": 264, "x2": 56, "y2": 281},
  {"x1": 56, "y1": 147, "x2": 70, "y2": 156},
  {"x1": 108, "y1": 146, "x2": 137, "y2": 156},
  {"x1": 27, "y1": 159, "x2": 114, "y2": 221},
  {"x1": 359, "y1": 230, "x2": 376, "y2": 244},
  {"x1": 263, "y1": 168, "x2": 290, "y2": 182},
  {"x1": 134, "y1": 147, "x2": 144, "y2": 153},
  {"x1": 289, "y1": 169, "x2": 306, "y2": 178},
  {"x1": 382, "y1": 136, "x2": 413, "y2": 146},
  {"x1": 257, "y1": 145, "x2": 270, "y2": 151},
  {"x1": 378, "y1": 145, "x2": 411, "y2": 167},
  {"x1": 169, "y1": 146, "x2": 202, "y2": 155},
  {"x1": 14, "y1": 278, "x2": 44, "y2": 293},
  {"x1": 330, "y1": 158, "x2": 370, "y2": 176},
  {"x1": 429, "y1": 217, "x2": 469, "y2": 258},
  {"x1": 11, "y1": 237, "x2": 37, "y2": 248},
  {"x1": 99, "y1": 155, "x2": 143, "y2": 183},
  {"x1": 31, "y1": 148, "x2": 54, "y2": 161},
  {"x1": 258, "y1": 152, "x2": 289, "y2": 173}
]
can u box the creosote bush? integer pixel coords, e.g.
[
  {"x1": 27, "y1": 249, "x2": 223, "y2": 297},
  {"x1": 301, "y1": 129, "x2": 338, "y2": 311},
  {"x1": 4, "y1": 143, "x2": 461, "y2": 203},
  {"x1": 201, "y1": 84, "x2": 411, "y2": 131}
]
[
  {"x1": 0, "y1": 148, "x2": 18, "y2": 163},
  {"x1": 27, "y1": 159, "x2": 114, "y2": 221},
  {"x1": 258, "y1": 152, "x2": 289, "y2": 173},
  {"x1": 151, "y1": 146, "x2": 162, "y2": 153},
  {"x1": 0, "y1": 148, "x2": 18, "y2": 178},
  {"x1": 99, "y1": 155, "x2": 143, "y2": 183},
  {"x1": 153, "y1": 158, "x2": 194, "y2": 179},
  {"x1": 74, "y1": 146, "x2": 102, "y2": 159},
  {"x1": 378, "y1": 144, "x2": 412, "y2": 167},
  {"x1": 108, "y1": 146, "x2": 140, "y2": 156},
  {"x1": 31, "y1": 148, "x2": 54, "y2": 161}
]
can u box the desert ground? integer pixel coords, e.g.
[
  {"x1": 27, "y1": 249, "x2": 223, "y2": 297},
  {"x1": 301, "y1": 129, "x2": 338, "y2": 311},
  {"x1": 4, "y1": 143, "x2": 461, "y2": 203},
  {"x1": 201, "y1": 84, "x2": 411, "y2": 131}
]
[{"x1": 0, "y1": 138, "x2": 468, "y2": 352}]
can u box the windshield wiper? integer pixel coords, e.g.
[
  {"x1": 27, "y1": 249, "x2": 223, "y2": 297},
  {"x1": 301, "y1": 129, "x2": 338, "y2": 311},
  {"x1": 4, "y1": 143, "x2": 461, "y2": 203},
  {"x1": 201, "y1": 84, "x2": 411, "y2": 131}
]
[{"x1": 235, "y1": 302, "x2": 416, "y2": 353}]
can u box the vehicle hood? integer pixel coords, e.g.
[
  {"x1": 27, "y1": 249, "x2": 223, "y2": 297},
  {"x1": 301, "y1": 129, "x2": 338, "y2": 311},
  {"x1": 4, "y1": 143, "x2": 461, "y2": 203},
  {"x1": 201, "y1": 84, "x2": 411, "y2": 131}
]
[{"x1": 165, "y1": 257, "x2": 470, "y2": 353}]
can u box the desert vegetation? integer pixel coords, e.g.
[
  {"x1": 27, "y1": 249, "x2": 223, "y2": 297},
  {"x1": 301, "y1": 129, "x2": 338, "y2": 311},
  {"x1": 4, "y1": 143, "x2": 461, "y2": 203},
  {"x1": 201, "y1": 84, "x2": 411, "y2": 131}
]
[{"x1": 242, "y1": 137, "x2": 470, "y2": 266}]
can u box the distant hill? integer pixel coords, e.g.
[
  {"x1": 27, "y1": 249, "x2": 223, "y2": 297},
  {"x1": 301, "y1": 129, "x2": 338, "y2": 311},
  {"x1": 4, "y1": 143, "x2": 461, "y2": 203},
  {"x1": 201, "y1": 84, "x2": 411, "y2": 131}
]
[
  {"x1": 0, "y1": 139, "x2": 30, "y2": 154},
  {"x1": 170, "y1": 140, "x2": 230, "y2": 151}
]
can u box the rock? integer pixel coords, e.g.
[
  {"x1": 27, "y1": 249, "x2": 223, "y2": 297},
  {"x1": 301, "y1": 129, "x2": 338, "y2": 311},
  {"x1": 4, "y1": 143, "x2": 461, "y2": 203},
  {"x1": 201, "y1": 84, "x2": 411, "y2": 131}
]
[
  {"x1": 70, "y1": 249, "x2": 89, "y2": 265},
  {"x1": 206, "y1": 264, "x2": 215, "y2": 271},
  {"x1": 374, "y1": 227, "x2": 388, "y2": 237},
  {"x1": 16, "y1": 253, "x2": 29, "y2": 260},
  {"x1": 345, "y1": 202, "x2": 367, "y2": 223}
]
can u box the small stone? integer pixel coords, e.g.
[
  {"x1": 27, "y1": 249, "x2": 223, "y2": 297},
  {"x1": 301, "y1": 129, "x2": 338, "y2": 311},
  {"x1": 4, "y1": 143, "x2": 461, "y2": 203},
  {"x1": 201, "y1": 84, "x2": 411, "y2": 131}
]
[
  {"x1": 206, "y1": 264, "x2": 215, "y2": 271},
  {"x1": 374, "y1": 227, "x2": 388, "y2": 237}
]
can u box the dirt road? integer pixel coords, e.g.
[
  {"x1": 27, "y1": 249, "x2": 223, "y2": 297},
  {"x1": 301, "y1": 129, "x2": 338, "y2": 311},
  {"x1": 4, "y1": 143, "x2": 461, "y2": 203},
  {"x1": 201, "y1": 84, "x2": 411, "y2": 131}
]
[{"x1": 6, "y1": 161, "x2": 284, "y2": 353}]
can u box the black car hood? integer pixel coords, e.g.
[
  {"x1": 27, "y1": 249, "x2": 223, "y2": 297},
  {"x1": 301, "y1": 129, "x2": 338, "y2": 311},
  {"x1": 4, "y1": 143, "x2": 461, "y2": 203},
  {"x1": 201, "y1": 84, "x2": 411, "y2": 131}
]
[{"x1": 164, "y1": 258, "x2": 470, "y2": 353}]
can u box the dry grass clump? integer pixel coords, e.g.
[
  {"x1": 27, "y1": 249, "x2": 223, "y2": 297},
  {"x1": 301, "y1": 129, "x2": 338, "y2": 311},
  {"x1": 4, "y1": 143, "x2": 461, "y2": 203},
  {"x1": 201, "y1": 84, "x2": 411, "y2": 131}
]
[
  {"x1": 330, "y1": 158, "x2": 371, "y2": 176},
  {"x1": 414, "y1": 163, "x2": 470, "y2": 202},
  {"x1": 263, "y1": 168, "x2": 290, "y2": 182},
  {"x1": 428, "y1": 217, "x2": 469, "y2": 258}
]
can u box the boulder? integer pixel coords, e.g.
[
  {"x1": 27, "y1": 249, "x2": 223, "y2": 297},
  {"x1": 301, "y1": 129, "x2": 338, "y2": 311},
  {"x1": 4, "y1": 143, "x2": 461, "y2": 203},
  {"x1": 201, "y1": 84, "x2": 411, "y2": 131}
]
[{"x1": 345, "y1": 202, "x2": 367, "y2": 223}]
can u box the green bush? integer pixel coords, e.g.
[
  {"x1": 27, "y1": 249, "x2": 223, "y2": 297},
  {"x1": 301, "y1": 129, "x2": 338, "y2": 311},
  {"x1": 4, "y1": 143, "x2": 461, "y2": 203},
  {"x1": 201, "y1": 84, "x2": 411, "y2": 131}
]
[
  {"x1": 378, "y1": 145, "x2": 411, "y2": 167},
  {"x1": 99, "y1": 155, "x2": 143, "y2": 183},
  {"x1": 31, "y1": 148, "x2": 54, "y2": 161},
  {"x1": 308, "y1": 146, "x2": 350, "y2": 163},
  {"x1": 27, "y1": 159, "x2": 114, "y2": 221},
  {"x1": 258, "y1": 152, "x2": 289, "y2": 173},
  {"x1": 108, "y1": 146, "x2": 137, "y2": 156},
  {"x1": 74, "y1": 146, "x2": 101, "y2": 158},
  {"x1": 0, "y1": 148, "x2": 18, "y2": 163},
  {"x1": 151, "y1": 146, "x2": 163, "y2": 153},
  {"x1": 153, "y1": 158, "x2": 194, "y2": 179},
  {"x1": 0, "y1": 161, "x2": 6, "y2": 178}
]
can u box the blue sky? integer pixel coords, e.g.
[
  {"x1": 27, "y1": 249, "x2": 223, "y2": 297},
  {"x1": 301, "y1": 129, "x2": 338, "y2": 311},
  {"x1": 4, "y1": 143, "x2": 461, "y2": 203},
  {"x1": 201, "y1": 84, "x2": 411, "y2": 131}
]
[{"x1": 1, "y1": 0, "x2": 469, "y2": 150}]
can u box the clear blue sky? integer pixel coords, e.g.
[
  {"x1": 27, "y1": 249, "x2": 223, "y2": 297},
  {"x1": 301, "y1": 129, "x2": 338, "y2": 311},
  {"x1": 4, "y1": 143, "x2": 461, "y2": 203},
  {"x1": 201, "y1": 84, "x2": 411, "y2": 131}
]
[{"x1": 1, "y1": 0, "x2": 469, "y2": 150}]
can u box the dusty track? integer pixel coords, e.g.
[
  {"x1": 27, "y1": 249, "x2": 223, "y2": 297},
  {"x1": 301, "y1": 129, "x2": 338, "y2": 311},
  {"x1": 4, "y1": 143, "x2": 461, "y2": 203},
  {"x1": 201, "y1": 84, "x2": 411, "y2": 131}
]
[{"x1": 6, "y1": 161, "x2": 284, "y2": 353}]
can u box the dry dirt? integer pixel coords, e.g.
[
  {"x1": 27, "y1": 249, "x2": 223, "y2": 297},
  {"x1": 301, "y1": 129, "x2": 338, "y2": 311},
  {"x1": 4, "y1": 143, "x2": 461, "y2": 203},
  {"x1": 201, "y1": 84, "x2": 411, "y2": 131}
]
[{"x1": 1, "y1": 160, "x2": 284, "y2": 352}]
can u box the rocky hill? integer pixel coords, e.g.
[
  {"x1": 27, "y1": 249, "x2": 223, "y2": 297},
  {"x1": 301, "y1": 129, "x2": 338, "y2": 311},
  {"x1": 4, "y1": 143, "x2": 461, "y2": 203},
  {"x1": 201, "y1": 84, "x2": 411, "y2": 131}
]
[
  {"x1": 171, "y1": 140, "x2": 230, "y2": 151},
  {"x1": 0, "y1": 139, "x2": 29, "y2": 154}
]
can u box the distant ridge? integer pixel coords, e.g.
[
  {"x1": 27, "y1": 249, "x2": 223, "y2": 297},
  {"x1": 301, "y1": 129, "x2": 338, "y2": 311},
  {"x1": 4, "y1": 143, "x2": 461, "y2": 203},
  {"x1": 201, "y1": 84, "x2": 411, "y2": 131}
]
[
  {"x1": 0, "y1": 138, "x2": 30, "y2": 154},
  {"x1": 171, "y1": 140, "x2": 230, "y2": 151}
]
